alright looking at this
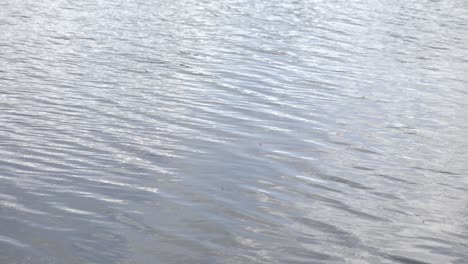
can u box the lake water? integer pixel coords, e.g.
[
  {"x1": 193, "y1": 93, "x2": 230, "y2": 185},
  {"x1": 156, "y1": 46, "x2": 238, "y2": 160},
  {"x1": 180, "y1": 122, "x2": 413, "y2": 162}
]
[{"x1": 1, "y1": 0, "x2": 468, "y2": 263}]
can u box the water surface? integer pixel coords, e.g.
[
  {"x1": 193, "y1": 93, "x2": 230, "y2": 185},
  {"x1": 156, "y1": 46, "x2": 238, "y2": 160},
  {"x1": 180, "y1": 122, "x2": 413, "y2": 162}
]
[{"x1": 1, "y1": 0, "x2": 468, "y2": 263}]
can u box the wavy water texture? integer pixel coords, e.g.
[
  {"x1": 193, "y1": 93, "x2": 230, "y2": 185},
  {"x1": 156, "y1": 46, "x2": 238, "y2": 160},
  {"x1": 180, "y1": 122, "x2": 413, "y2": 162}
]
[{"x1": 1, "y1": 0, "x2": 468, "y2": 263}]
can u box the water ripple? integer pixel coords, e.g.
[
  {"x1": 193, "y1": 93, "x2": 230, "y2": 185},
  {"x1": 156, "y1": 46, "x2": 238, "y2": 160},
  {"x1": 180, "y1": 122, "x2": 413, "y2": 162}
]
[{"x1": 1, "y1": 0, "x2": 468, "y2": 263}]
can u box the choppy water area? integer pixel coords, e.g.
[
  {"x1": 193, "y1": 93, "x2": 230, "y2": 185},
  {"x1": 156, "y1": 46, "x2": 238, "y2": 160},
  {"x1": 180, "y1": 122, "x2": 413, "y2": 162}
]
[{"x1": 1, "y1": 0, "x2": 468, "y2": 263}]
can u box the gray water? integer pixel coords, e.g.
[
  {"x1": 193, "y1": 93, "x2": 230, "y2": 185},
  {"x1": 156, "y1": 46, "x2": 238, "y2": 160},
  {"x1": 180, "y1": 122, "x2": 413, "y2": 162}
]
[{"x1": 1, "y1": 0, "x2": 468, "y2": 263}]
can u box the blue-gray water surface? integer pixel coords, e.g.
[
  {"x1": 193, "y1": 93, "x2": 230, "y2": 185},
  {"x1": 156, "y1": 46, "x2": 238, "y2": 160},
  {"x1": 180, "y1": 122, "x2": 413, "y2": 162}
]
[{"x1": 1, "y1": 0, "x2": 468, "y2": 263}]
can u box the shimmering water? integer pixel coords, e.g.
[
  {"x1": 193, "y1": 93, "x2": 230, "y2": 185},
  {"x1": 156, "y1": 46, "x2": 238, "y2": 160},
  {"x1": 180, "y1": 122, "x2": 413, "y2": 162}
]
[{"x1": 1, "y1": 0, "x2": 468, "y2": 263}]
